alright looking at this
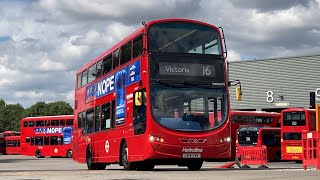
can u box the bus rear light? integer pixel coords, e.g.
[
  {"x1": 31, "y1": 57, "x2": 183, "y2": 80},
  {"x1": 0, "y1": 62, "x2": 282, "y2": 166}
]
[{"x1": 149, "y1": 135, "x2": 165, "y2": 143}]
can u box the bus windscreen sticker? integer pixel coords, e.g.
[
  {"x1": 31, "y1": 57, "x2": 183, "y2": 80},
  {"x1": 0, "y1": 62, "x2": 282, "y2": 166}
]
[{"x1": 86, "y1": 60, "x2": 140, "y2": 104}]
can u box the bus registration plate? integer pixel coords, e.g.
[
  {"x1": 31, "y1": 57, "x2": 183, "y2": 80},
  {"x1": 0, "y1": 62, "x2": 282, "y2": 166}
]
[
  {"x1": 183, "y1": 153, "x2": 201, "y2": 158},
  {"x1": 286, "y1": 146, "x2": 302, "y2": 153}
]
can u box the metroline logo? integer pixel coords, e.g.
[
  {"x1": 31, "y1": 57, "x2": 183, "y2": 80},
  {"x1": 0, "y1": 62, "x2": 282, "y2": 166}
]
[{"x1": 182, "y1": 147, "x2": 203, "y2": 153}]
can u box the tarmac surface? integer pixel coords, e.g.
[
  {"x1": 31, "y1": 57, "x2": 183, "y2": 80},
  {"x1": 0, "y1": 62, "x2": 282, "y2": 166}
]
[{"x1": 1, "y1": 155, "x2": 320, "y2": 180}]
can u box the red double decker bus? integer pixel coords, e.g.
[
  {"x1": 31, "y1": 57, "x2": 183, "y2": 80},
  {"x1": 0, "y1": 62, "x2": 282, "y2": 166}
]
[
  {"x1": 230, "y1": 111, "x2": 280, "y2": 158},
  {"x1": 236, "y1": 126, "x2": 281, "y2": 161},
  {"x1": 20, "y1": 115, "x2": 74, "y2": 158},
  {"x1": 73, "y1": 18, "x2": 236, "y2": 171},
  {"x1": 281, "y1": 108, "x2": 316, "y2": 161},
  {"x1": 3, "y1": 131, "x2": 21, "y2": 137},
  {"x1": 0, "y1": 133, "x2": 5, "y2": 154},
  {"x1": 4, "y1": 135, "x2": 21, "y2": 155}
]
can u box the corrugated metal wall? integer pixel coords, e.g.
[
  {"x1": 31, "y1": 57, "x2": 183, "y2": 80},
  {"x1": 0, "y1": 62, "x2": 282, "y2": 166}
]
[{"x1": 229, "y1": 54, "x2": 320, "y2": 110}]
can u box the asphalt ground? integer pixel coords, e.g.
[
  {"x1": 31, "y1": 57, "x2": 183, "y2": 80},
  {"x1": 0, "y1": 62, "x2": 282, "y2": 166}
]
[{"x1": 1, "y1": 155, "x2": 320, "y2": 180}]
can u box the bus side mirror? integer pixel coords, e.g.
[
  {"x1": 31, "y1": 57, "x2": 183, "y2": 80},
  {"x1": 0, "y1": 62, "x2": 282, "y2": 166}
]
[
  {"x1": 236, "y1": 87, "x2": 242, "y2": 101},
  {"x1": 135, "y1": 92, "x2": 142, "y2": 106}
]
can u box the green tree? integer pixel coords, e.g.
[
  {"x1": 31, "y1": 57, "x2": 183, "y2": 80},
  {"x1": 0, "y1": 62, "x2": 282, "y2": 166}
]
[
  {"x1": 22, "y1": 101, "x2": 73, "y2": 117},
  {"x1": 0, "y1": 103, "x2": 24, "y2": 132}
]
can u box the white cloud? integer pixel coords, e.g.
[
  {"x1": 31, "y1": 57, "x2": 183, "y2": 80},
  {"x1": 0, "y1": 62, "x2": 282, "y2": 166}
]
[
  {"x1": 0, "y1": 0, "x2": 319, "y2": 108},
  {"x1": 14, "y1": 91, "x2": 44, "y2": 99}
]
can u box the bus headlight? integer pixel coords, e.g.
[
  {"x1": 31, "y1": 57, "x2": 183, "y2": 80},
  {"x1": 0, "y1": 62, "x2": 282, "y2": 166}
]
[
  {"x1": 149, "y1": 135, "x2": 165, "y2": 143},
  {"x1": 224, "y1": 137, "x2": 231, "y2": 142}
]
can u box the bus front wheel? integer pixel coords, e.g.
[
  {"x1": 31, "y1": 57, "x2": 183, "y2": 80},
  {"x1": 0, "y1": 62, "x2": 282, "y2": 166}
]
[
  {"x1": 121, "y1": 142, "x2": 137, "y2": 170},
  {"x1": 187, "y1": 160, "x2": 203, "y2": 171},
  {"x1": 86, "y1": 147, "x2": 106, "y2": 170},
  {"x1": 35, "y1": 150, "x2": 44, "y2": 158}
]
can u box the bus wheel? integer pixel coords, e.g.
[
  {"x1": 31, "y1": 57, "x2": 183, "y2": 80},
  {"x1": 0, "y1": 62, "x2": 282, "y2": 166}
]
[
  {"x1": 35, "y1": 150, "x2": 44, "y2": 158},
  {"x1": 187, "y1": 160, "x2": 203, "y2": 171},
  {"x1": 86, "y1": 147, "x2": 94, "y2": 170},
  {"x1": 86, "y1": 147, "x2": 106, "y2": 170},
  {"x1": 66, "y1": 149, "x2": 72, "y2": 158},
  {"x1": 121, "y1": 142, "x2": 136, "y2": 170}
]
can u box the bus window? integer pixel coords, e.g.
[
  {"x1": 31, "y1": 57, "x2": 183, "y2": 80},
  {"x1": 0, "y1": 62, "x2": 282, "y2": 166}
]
[
  {"x1": 36, "y1": 120, "x2": 44, "y2": 127},
  {"x1": 60, "y1": 119, "x2": 66, "y2": 126},
  {"x1": 23, "y1": 121, "x2": 28, "y2": 127},
  {"x1": 103, "y1": 54, "x2": 112, "y2": 75},
  {"x1": 29, "y1": 121, "x2": 35, "y2": 127},
  {"x1": 113, "y1": 49, "x2": 119, "y2": 69},
  {"x1": 7, "y1": 140, "x2": 12, "y2": 147},
  {"x1": 95, "y1": 106, "x2": 101, "y2": 132},
  {"x1": 101, "y1": 103, "x2": 111, "y2": 130},
  {"x1": 81, "y1": 70, "x2": 88, "y2": 87},
  {"x1": 26, "y1": 137, "x2": 30, "y2": 143},
  {"x1": 44, "y1": 136, "x2": 49, "y2": 145},
  {"x1": 31, "y1": 137, "x2": 35, "y2": 146},
  {"x1": 50, "y1": 136, "x2": 59, "y2": 145},
  {"x1": 88, "y1": 64, "x2": 96, "y2": 83},
  {"x1": 66, "y1": 119, "x2": 73, "y2": 126},
  {"x1": 86, "y1": 109, "x2": 94, "y2": 134},
  {"x1": 96, "y1": 60, "x2": 103, "y2": 78},
  {"x1": 77, "y1": 73, "x2": 82, "y2": 89},
  {"x1": 133, "y1": 35, "x2": 143, "y2": 58},
  {"x1": 120, "y1": 41, "x2": 131, "y2": 65},
  {"x1": 51, "y1": 120, "x2": 59, "y2": 126},
  {"x1": 45, "y1": 120, "x2": 50, "y2": 126},
  {"x1": 59, "y1": 136, "x2": 63, "y2": 145},
  {"x1": 35, "y1": 136, "x2": 43, "y2": 146}
]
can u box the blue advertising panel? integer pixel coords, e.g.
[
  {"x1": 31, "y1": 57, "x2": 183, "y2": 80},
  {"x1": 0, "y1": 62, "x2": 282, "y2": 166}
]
[
  {"x1": 62, "y1": 127, "x2": 73, "y2": 144},
  {"x1": 34, "y1": 127, "x2": 62, "y2": 134},
  {"x1": 115, "y1": 69, "x2": 127, "y2": 125},
  {"x1": 84, "y1": 60, "x2": 141, "y2": 126}
]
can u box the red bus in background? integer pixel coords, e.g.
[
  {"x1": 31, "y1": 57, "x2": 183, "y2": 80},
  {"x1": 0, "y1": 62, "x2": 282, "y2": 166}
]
[
  {"x1": 73, "y1": 18, "x2": 235, "y2": 171},
  {"x1": 3, "y1": 131, "x2": 21, "y2": 137},
  {"x1": 236, "y1": 126, "x2": 281, "y2": 161},
  {"x1": 230, "y1": 111, "x2": 280, "y2": 159},
  {"x1": 4, "y1": 135, "x2": 20, "y2": 155},
  {"x1": 0, "y1": 133, "x2": 5, "y2": 154},
  {"x1": 281, "y1": 108, "x2": 316, "y2": 161},
  {"x1": 20, "y1": 115, "x2": 74, "y2": 158}
]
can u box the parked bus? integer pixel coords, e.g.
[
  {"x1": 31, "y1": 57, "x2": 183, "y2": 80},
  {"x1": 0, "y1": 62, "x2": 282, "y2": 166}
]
[
  {"x1": 3, "y1": 131, "x2": 21, "y2": 137},
  {"x1": 4, "y1": 135, "x2": 20, "y2": 155},
  {"x1": 281, "y1": 108, "x2": 316, "y2": 161},
  {"x1": 0, "y1": 133, "x2": 5, "y2": 154},
  {"x1": 236, "y1": 126, "x2": 281, "y2": 161},
  {"x1": 73, "y1": 18, "x2": 238, "y2": 171},
  {"x1": 230, "y1": 111, "x2": 280, "y2": 158},
  {"x1": 20, "y1": 115, "x2": 74, "y2": 158}
]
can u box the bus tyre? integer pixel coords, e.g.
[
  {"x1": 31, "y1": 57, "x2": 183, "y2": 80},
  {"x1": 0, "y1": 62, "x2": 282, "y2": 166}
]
[
  {"x1": 187, "y1": 160, "x2": 203, "y2": 171},
  {"x1": 66, "y1": 149, "x2": 72, "y2": 158},
  {"x1": 86, "y1": 147, "x2": 106, "y2": 170},
  {"x1": 35, "y1": 150, "x2": 44, "y2": 158},
  {"x1": 121, "y1": 142, "x2": 136, "y2": 170}
]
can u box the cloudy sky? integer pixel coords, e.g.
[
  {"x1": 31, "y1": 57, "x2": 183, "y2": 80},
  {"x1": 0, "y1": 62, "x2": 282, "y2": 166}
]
[{"x1": 1, "y1": 0, "x2": 320, "y2": 108}]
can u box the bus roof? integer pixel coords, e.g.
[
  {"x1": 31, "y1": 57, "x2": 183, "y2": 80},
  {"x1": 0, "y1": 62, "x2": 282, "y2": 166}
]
[
  {"x1": 238, "y1": 126, "x2": 280, "y2": 132},
  {"x1": 76, "y1": 18, "x2": 221, "y2": 74},
  {"x1": 281, "y1": 108, "x2": 315, "y2": 113},
  {"x1": 231, "y1": 110, "x2": 280, "y2": 116},
  {"x1": 22, "y1": 115, "x2": 74, "y2": 121}
]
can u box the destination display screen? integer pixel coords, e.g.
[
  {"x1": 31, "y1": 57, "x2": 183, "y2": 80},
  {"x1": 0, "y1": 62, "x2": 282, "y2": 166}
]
[
  {"x1": 149, "y1": 53, "x2": 225, "y2": 83},
  {"x1": 159, "y1": 63, "x2": 216, "y2": 77}
]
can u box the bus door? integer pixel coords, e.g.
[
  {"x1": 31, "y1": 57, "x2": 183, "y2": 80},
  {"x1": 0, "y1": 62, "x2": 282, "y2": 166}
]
[{"x1": 127, "y1": 89, "x2": 146, "y2": 157}]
